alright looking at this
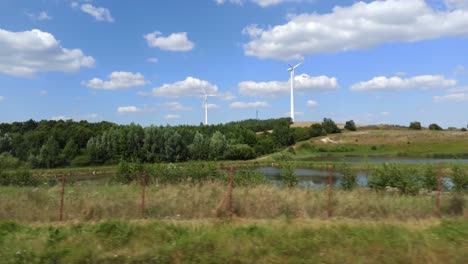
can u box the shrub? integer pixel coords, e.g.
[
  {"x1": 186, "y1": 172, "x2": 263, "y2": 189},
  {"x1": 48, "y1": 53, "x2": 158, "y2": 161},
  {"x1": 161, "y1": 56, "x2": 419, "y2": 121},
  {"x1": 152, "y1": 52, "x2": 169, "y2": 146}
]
[
  {"x1": 0, "y1": 169, "x2": 39, "y2": 186},
  {"x1": 409, "y1": 121, "x2": 422, "y2": 130},
  {"x1": 70, "y1": 154, "x2": 92, "y2": 167},
  {"x1": 114, "y1": 160, "x2": 144, "y2": 184},
  {"x1": 368, "y1": 163, "x2": 421, "y2": 195},
  {"x1": 224, "y1": 144, "x2": 256, "y2": 160},
  {"x1": 279, "y1": 162, "x2": 298, "y2": 187},
  {"x1": 0, "y1": 152, "x2": 22, "y2": 169},
  {"x1": 344, "y1": 120, "x2": 357, "y2": 131},
  {"x1": 421, "y1": 165, "x2": 439, "y2": 191},
  {"x1": 322, "y1": 118, "x2": 341, "y2": 134},
  {"x1": 225, "y1": 169, "x2": 268, "y2": 187},
  {"x1": 309, "y1": 124, "x2": 327, "y2": 137},
  {"x1": 462, "y1": 128, "x2": 467, "y2": 132},
  {"x1": 338, "y1": 163, "x2": 357, "y2": 190},
  {"x1": 452, "y1": 165, "x2": 468, "y2": 192},
  {"x1": 445, "y1": 194, "x2": 465, "y2": 216},
  {"x1": 428, "y1": 123, "x2": 443, "y2": 131}
]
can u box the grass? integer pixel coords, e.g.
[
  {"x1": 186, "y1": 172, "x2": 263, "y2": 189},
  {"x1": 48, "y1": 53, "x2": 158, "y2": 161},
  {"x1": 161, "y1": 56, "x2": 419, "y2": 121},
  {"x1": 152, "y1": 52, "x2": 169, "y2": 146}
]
[
  {"x1": 0, "y1": 219, "x2": 467, "y2": 263},
  {"x1": 1, "y1": 182, "x2": 466, "y2": 222}
]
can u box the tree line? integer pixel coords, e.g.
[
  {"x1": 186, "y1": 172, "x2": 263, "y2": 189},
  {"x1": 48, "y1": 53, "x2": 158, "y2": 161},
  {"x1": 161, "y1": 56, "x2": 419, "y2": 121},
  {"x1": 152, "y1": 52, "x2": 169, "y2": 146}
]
[{"x1": 0, "y1": 118, "x2": 343, "y2": 168}]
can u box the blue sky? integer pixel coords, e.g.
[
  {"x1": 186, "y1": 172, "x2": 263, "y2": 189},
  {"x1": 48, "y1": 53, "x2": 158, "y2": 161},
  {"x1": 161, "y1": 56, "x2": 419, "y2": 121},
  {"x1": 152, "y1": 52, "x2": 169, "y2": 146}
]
[{"x1": 0, "y1": 0, "x2": 467, "y2": 127}]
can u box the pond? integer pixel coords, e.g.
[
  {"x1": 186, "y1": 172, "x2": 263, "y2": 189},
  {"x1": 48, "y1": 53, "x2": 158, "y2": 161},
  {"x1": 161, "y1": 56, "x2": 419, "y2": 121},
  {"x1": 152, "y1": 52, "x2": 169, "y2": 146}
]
[
  {"x1": 306, "y1": 157, "x2": 468, "y2": 164},
  {"x1": 255, "y1": 167, "x2": 454, "y2": 189}
]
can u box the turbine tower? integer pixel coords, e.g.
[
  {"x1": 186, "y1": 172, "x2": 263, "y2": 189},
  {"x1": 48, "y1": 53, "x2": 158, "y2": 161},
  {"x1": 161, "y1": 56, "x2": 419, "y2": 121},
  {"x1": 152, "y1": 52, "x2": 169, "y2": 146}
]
[
  {"x1": 287, "y1": 62, "x2": 301, "y2": 123},
  {"x1": 201, "y1": 88, "x2": 216, "y2": 125}
]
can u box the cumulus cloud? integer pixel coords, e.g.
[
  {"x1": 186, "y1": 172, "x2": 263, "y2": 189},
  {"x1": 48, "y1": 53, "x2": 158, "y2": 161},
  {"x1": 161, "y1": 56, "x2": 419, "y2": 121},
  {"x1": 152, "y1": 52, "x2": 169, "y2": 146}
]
[
  {"x1": 239, "y1": 74, "x2": 338, "y2": 97},
  {"x1": 83, "y1": 72, "x2": 148, "y2": 90},
  {"x1": 165, "y1": 114, "x2": 181, "y2": 120},
  {"x1": 117, "y1": 106, "x2": 142, "y2": 113},
  {"x1": 306, "y1": 100, "x2": 318, "y2": 106},
  {"x1": 206, "y1": 103, "x2": 220, "y2": 109},
  {"x1": 449, "y1": 86, "x2": 468, "y2": 93},
  {"x1": 80, "y1": 4, "x2": 114, "y2": 22},
  {"x1": 433, "y1": 93, "x2": 468, "y2": 102},
  {"x1": 26, "y1": 11, "x2": 52, "y2": 21},
  {"x1": 243, "y1": 0, "x2": 468, "y2": 60},
  {"x1": 158, "y1": 102, "x2": 192, "y2": 111},
  {"x1": 230, "y1": 101, "x2": 270, "y2": 108},
  {"x1": 0, "y1": 28, "x2": 94, "y2": 77},
  {"x1": 144, "y1": 32, "x2": 194, "y2": 51},
  {"x1": 146, "y1": 77, "x2": 218, "y2": 98},
  {"x1": 350, "y1": 75, "x2": 456, "y2": 92},
  {"x1": 147, "y1": 57, "x2": 158, "y2": 63}
]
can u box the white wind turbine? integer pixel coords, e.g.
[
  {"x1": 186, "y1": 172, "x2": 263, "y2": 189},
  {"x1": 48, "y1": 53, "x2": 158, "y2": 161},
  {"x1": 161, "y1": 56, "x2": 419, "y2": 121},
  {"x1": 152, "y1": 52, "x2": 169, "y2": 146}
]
[
  {"x1": 201, "y1": 88, "x2": 216, "y2": 125},
  {"x1": 287, "y1": 62, "x2": 302, "y2": 123}
]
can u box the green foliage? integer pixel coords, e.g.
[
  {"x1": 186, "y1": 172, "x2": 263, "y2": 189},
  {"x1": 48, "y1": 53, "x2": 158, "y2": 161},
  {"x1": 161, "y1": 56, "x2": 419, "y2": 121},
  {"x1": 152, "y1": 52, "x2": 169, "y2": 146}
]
[
  {"x1": 321, "y1": 118, "x2": 341, "y2": 134},
  {"x1": 337, "y1": 163, "x2": 357, "y2": 190},
  {"x1": 279, "y1": 162, "x2": 298, "y2": 187},
  {"x1": 452, "y1": 164, "x2": 468, "y2": 192},
  {"x1": 209, "y1": 131, "x2": 227, "y2": 160},
  {"x1": 309, "y1": 124, "x2": 327, "y2": 137},
  {"x1": 226, "y1": 169, "x2": 268, "y2": 187},
  {"x1": 368, "y1": 163, "x2": 422, "y2": 195},
  {"x1": 409, "y1": 121, "x2": 422, "y2": 130},
  {"x1": 272, "y1": 120, "x2": 295, "y2": 147},
  {"x1": 224, "y1": 144, "x2": 256, "y2": 160},
  {"x1": 429, "y1": 123, "x2": 443, "y2": 131},
  {"x1": 0, "y1": 169, "x2": 38, "y2": 186},
  {"x1": 344, "y1": 120, "x2": 357, "y2": 131},
  {"x1": 114, "y1": 160, "x2": 144, "y2": 184},
  {"x1": 39, "y1": 136, "x2": 61, "y2": 168},
  {"x1": 188, "y1": 132, "x2": 209, "y2": 160},
  {"x1": 0, "y1": 152, "x2": 22, "y2": 169},
  {"x1": 421, "y1": 165, "x2": 439, "y2": 191},
  {"x1": 70, "y1": 154, "x2": 92, "y2": 167}
]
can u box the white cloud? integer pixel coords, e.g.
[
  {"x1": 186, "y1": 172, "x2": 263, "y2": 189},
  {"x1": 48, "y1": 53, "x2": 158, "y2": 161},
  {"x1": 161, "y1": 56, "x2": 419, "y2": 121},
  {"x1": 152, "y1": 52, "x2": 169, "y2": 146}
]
[
  {"x1": 144, "y1": 32, "x2": 194, "y2": 51},
  {"x1": 117, "y1": 106, "x2": 142, "y2": 113},
  {"x1": 206, "y1": 103, "x2": 220, "y2": 109},
  {"x1": 380, "y1": 111, "x2": 391, "y2": 116},
  {"x1": 80, "y1": 113, "x2": 102, "y2": 120},
  {"x1": 165, "y1": 114, "x2": 181, "y2": 120},
  {"x1": 0, "y1": 96, "x2": 4, "y2": 102},
  {"x1": 26, "y1": 11, "x2": 52, "y2": 21},
  {"x1": 454, "y1": 65, "x2": 468, "y2": 75},
  {"x1": 147, "y1": 57, "x2": 158, "y2": 63},
  {"x1": 239, "y1": 74, "x2": 338, "y2": 97},
  {"x1": 0, "y1": 28, "x2": 94, "y2": 77},
  {"x1": 215, "y1": 0, "x2": 304, "y2": 7},
  {"x1": 39, "y1": 90, "x2": 48, "y2": 95},
  {"x1": 51, "y1": 115, "x2": 69, "y2": 121},
  {"x1": 449, "y1": 86, "x2": 468, "y2": 93},
  {"x1": 243, "y1": 0, "x2": 468, "y2": 60},
  {"x1": 351, "y1": 75, "x2": 456, "y2": 92},
  {"x1": 158, "y1": 102, "x2": 192, "y2": 111},
  {"x1": 146, "y1": 77, "x2": 218, "y2": 97},
  {"x1": 306, "y1": 100, "x2": 318, "y2": 106},
  {"x1": 83, "y1": 72, "x2": 148, "y2": 90},
  {"x1": 80, "y1": 4, "x2": 114, "y2": 22},
  {"x1": 433, "y1": 93, "x2": 468, "y2": 102},
  {"x1": 230, "y1": 101, "x2": 270, "y2": 108}
]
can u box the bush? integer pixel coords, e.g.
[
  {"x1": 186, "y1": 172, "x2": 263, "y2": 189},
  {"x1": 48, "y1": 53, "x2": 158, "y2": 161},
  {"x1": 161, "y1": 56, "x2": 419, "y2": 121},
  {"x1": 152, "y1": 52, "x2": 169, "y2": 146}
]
[
  {"x1": 368, "y1": 163, "x2": 422, "y2": 195},
  {"x1": 321, "y1": 118, "x2": 341, "y2": 134},
  {"x1": 452, "y1": 165, "x2": 468, "y2": 192},
  {"x1": 338, "y1": 163, "x2": 357, "y2": 190},
  {"x1": 224, "y1": 144, "x2": 256, "y2": 160},
  {"x1": 462, "y1": 128, "x2": 467, "y2": 132},
  {"x1": 421, "y1": 165, "x2": 439, "y2": 191},
  {"x1": 225, "y1": 169, "x2": 268, "y2": 187},
  {"x1": 0, "y1": 169, "x2": 39, "y2": 186},
  {"x1": 428, "y1": 123, "x2": 443, "y2": 131},
  {"x1": 409, "y1": 121, "x2": 422, "y2": 130},
  {"x1": 70, "y1": 154, "x2": 92, "y2": 167},
  {"x1": 114, "y1": 160, "x2": 145, "y2": 184},
  {"x1": 0, "y1": 152, "x2": 22, "y2": 169},
  {"x1": 445, "y1": 194, "x2": 465, "y2": 216},
  {"x1": 279, "y1": 162, "x2": 298, "y2": 187},
  {"x1": 309, "y1": 124, "x2": 327, "y2": 137},
  {"x1": 344, "y1": 120, "x2": 357, "y2": 131}
]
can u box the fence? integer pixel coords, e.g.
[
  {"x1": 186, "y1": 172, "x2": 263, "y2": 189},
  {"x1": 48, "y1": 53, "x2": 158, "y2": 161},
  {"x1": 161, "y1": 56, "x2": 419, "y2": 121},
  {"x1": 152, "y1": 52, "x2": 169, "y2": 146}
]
[{"x1": 0, "y1": 163, "x2": 461, "y2": 223}]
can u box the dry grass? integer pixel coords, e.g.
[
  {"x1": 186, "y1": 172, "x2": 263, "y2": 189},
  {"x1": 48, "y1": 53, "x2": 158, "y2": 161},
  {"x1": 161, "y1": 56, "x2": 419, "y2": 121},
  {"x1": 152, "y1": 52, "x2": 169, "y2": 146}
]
[{"x1": 1, "y1": 183, "x2": 466, "y2": 223}]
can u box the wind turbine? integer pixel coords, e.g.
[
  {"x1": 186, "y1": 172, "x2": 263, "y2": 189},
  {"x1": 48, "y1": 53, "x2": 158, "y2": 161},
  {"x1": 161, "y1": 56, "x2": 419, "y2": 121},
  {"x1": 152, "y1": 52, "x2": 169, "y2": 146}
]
[
  {"x1": 287, "y1": 62, "x2": 302, "y2": 123},
  {"x1": 201, "y1": 88, "x2": 216, "y2": 125}
]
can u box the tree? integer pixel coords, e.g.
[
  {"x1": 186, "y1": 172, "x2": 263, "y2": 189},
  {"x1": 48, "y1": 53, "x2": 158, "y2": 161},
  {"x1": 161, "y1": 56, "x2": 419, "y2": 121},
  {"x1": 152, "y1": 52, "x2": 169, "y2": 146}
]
[
  {"x1": 209, "y1": 131, "x2": 227, "y2": 160},
  {"x1": 224, "y1": 144, "x2": 256, "y2": 160},
  {"x1": 62, "y1": 139, "x2": 79, "y2": 164},
  {"x1": 409, "y1": 121, "x2": 422, "y2": 130},
  {"x1": 428, "y1": 123, "x2": 443, "y2": 131},
  {"x1": 344, "y1": 120, "x2": 357, "y2": 131},
  {"x1": 39, "y1": 136, "x2": 60, "y2": 168},
  {"x1": 189, "y1": 132, "x2": 208, "y2": 160},
  {"x1": 309, "y1": 124, "x2": 327, "y2": 137},
  {"x1": 272, "y1": 121, "x2": 294, "y2": 147},
  {"x1": 322, "y1": 118, "x2": 341, "y2": 134}
]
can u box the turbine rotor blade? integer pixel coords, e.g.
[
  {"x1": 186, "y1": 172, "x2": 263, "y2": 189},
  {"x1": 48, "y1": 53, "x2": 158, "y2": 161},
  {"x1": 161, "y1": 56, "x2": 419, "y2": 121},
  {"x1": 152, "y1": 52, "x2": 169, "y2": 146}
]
[{"x1": 293, "y1": 62, "x2": 302, "y2": 69}]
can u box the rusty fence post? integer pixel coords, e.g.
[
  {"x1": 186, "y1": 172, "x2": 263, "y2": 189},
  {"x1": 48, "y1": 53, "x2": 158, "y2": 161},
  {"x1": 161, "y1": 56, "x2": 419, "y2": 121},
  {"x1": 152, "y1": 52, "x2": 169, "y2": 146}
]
[
  {"x1": 228, "y1": 166, "x2": 234, "y2": 217},
  {"x1": 436, "y1": 163, "x2": 442, "y2": 218},
  {"x1": 141, "y1": 170, "x2": 147, "y2": 218},
  {"x1": 328, "y1": 165, "x2": 333, "y2": 219},
  {"x1": 59, "y1": 174, "x2": 65, "y2": 221}
]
